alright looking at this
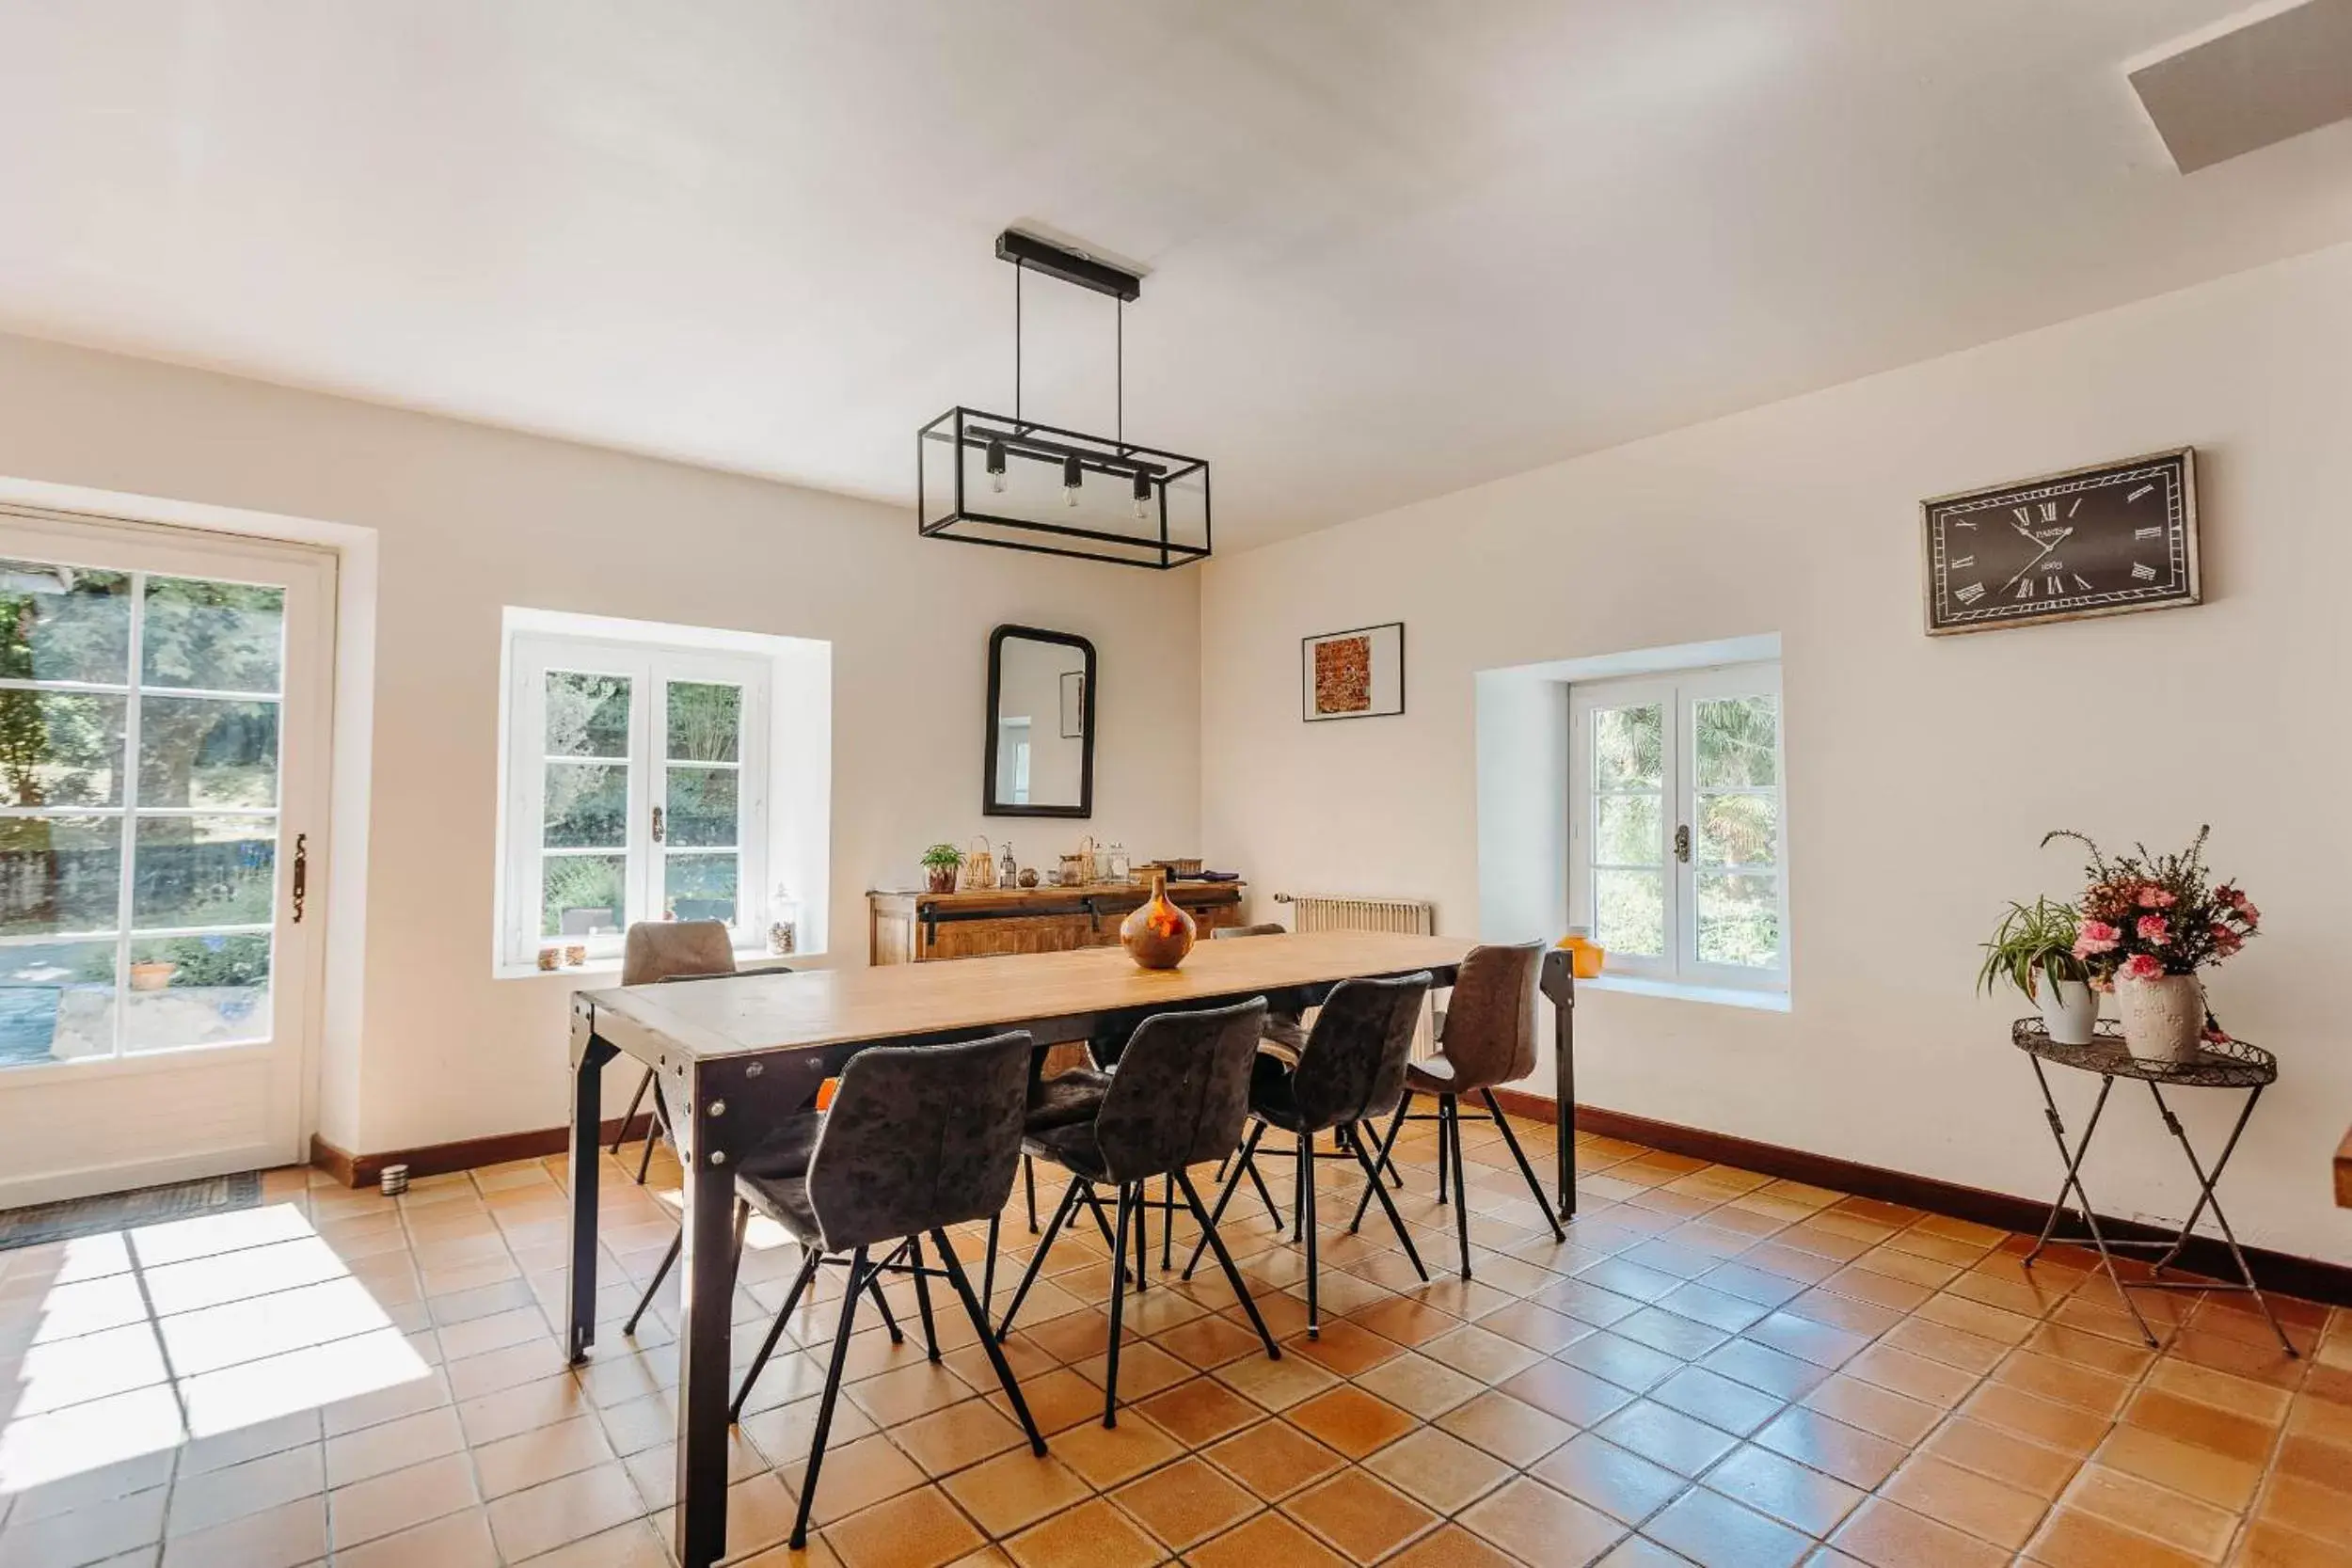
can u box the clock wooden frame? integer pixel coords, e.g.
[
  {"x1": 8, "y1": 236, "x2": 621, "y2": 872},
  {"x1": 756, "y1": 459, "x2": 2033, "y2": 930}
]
[{"x1": 1919, "y1": 448, "x2": 2200, "y2": 636}]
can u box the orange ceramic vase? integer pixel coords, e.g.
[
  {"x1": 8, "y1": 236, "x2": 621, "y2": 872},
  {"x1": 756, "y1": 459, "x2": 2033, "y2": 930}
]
[{"x1": 1120, "y1": 870, "x2": 1197, "y2": 970}]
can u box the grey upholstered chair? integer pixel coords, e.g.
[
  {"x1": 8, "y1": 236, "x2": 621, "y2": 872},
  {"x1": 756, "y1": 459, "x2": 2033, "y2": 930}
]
[
  {"x1": 996, "y1": 998, "x2": 1282, "y2": 1427},
  {"x1": 1350, "y1": 942, "x2": 1565, "y2": 1277},
  {"x1": 730, "y1": 1030, "x2": 1046, "y2": 1551},
  {"x1": 611, "y1": 920, "x2": 741, "y2": 1183},
  {"x1": 1185, "y1": 972, "x2": 1433, "y2": 1336}
]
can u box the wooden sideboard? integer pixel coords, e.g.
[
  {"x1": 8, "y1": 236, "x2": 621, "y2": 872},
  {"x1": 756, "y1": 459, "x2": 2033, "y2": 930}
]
[{"x1": 869, "y1": 881, "x2": 1246, "y2": 965}]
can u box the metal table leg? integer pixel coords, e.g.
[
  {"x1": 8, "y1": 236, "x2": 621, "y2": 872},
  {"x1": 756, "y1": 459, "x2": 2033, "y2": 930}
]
[
  {"x1": 565, "y1": 1004, "x2": 615, "y2": 1364},
  {"x1": 673, "y1": 1067, "x2": 739, "y2": 1568},
  {"x1": 2144, "y1": 1082, "x2": 2297, "y2": 1356},
  {"x1": 2021, "y1": 1060, "x2": 2158, "y2": 1348},
  {"x1": 1539, "y1": 950, "x2": 1577, "y2": 1221}
]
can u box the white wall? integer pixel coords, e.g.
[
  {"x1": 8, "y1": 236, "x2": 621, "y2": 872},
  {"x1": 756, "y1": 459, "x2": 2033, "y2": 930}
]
[
  {"x1": 0, "y1": 332, "x2": 1200, "y2": 1153},
  {"x1": 1202, "y1": 241, "x2": 2352, "y2": 1266}
]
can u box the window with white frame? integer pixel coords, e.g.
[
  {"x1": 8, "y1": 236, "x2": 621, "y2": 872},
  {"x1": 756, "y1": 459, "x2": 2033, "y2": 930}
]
[
  {"x1": 500, "y1": 632, "x2": 771, "y2": 971},
  {"x1": 1568, "y1": 663, "x2": 1786, "y2": 990}
]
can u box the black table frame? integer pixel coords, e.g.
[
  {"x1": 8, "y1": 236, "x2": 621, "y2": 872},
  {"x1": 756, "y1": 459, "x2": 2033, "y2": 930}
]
[
  {"x1": 565, "y1": 948, "x2": 1553, "y2": 1568},
  {"x1": 2015, "y1": 1018, "x2": 2295, "y2": 1356}
]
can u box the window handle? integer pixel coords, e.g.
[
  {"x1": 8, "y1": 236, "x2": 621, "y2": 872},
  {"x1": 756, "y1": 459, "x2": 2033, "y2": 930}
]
[
  {"x1": 291, "y1": 833, "x2": 309, "y2": 923},
  {"x1": 651, "y1": 804, "x2": 665, "y2": 844},
  {"x1": 1674, "y1": 824, "x2": 1691, "y2": 863}
]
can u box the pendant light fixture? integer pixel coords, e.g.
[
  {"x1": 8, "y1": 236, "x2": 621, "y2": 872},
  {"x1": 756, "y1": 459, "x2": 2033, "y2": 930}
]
[{"x1": 917, "y1": 230, "x2": 1211, "y2": 568}]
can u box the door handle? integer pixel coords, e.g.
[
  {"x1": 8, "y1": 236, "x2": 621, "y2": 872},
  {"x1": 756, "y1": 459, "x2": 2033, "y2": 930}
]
[
  {"x1": 291, "y1": 832, "x2": 309, "y2": 923},
  {"x1": 1674, "y1": 824, "x2": 1691, "y2": 864},
  {"x1": 651, "y1": 804, "x2": 665, "y2": 844}
]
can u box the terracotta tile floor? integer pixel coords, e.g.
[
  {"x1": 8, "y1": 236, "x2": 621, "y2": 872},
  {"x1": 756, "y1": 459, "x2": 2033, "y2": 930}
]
[{"x1": 2, "y1": 1112, "x2": 2347, "y2": 1565}]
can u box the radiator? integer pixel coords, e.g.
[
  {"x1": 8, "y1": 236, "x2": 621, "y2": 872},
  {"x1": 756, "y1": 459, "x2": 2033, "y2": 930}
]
[{"x1": 1273, "y1": 893, "x2": 1439, "y2": 1057}]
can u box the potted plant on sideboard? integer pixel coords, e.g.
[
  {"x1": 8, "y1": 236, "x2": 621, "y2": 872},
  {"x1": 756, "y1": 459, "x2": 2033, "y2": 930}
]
[
  {"x1": 2045, "y1": 825, "x2": 2259, "y2": 1062},
  {"x1": 1978, "y1": 896, "x2": 2097, "y2": 1046},
  {"x1": 920, "y1": 843, "x2": 964, "y2": 895}
]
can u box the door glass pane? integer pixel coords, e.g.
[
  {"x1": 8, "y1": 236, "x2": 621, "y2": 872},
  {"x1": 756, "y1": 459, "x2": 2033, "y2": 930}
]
[
  {"x1": 546, "y1": 672, "x2": 630, "y2": 757},
  {"x1": 544, "y1": 854, "x2": 625, "y2": 938},
  {"x1": 1694, "y1": 695, "x2": 1776, "y2": 787},
  {"x1": 1696, "y1": 793, "x2": 1777, "y2": 867},
  {"x1": 665, "y1": 853, "x2": 738, "y2": 924},
  {"x1": 1697, "y1": 872, "x2": 1780, "y2": 968},
  {"x1": 133, "y1": 816, "x2": 276, "y2": 928},
  {"x1": 138, "y1": 697, "x2": 278, "y2": 809},
  {"x1": 665, "y1": 768, "x2": 737, "y2": 847},
  {"x1": 544, "y1": 763, "x2": 628, "y2": 848},
  {"x1": 142, "y1": 577, "x2": 285, "y2": 694},
  {"x1": 123, "y1": 934, "x2": 271, "y2": 1053},
  {"x1": 667, "y1": 682, "x2": 740, "y2": 762},
  {"x1": 1594, "y1": 794, "x2": 1661, "y2": 865},
  {"x1": 0, "y1": 940, "x2": 118, "y2": 1068},
  {"x1": 0, "y1": 690, "x2": 127, "y2": 806},
  {"x1": 0, "y1": 816, "x2": 121, "y2": 935},
  {"x1": 1594, "y1": 868, "x2": 1664, "y2": 958},
  {"x1": 0, "y1": 560, "x2": 131, "y2": 684},
  {"x1": 1593, "y1": 705, "x2": 1662, "y2": 789}
]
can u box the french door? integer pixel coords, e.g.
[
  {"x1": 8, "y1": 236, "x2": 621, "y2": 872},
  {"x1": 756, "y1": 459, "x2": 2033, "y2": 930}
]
[{"x1": 0, "y1": 506, "x2": 333, "y2": 1206}]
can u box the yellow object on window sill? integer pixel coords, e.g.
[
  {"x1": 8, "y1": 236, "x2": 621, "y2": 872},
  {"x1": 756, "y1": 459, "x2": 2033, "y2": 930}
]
[{"x1": 1556, "y1": 929, "x2": 1606, "y2": 980}]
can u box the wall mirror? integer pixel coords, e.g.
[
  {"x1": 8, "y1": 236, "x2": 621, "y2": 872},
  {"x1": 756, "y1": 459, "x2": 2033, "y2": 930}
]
[{"x1": 985, "y1": 625, "x2": 1094, "y2": 817}]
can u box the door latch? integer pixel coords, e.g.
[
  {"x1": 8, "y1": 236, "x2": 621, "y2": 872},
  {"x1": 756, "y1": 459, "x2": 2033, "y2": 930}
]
[
  {"x1": 1674, "y1": 824, "x2": 1691, "y2": 863},
  {"x1": 651, "y1": 804, "x2": 666, "y2": 844},
  {"x1": 291, "y1": 832, "x2": 309, "y2": 923}
]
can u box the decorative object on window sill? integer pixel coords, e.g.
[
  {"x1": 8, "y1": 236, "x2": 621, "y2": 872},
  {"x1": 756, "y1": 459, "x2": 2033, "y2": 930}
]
[
  {"x1": 564, "y1": 943, "x2": 588, "y2": 968},
  {"x1": 1556, "y1": 927, "x2": 1607, "y2": 981},
  {"x1": 1921, "y1": 448, "x2": 2199, "y2": 636},
  {"x1": 536, "y1": 947, "x2": 563, "y2": 973},
  {"x1": 1977, "y1": 895, "x2": 2097, "y2": 1046},
  {"x1": 917, "y1": 230, "x2": 1209, "y2": 569},
  {"x1": 2044, "y1": 824, "x2": 2258, "y2": 1063},
  {"x1": 959, "y1": 835, "x2": 999, "y2": 892},
  {"x1": 920, "y1": 843, "x2": 963, "y2": 895},
  {"x1": 1302, "y1": 622, "x2": 1406, "y2": 721},
  {"x1": 768, "y1": 885, "x2": 801, "y2": 957},
  {"x1": 1120, "y1": 868, "x2": 1198, "y2": 970}
]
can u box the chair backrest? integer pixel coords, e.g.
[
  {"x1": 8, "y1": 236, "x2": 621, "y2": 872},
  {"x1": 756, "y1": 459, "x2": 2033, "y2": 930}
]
[
  {"x1": 803, "y1": 1031, "x2": 1032, "y2": 1251},
  {"x1": 622, "y1": 920, "x2": 737, "y2": 986},
  {"x1": 1211, "y1": 923, "x2": 1287, "y2": 939},
  {"x1": 1289, "y1": 972, "x2": 1432, "y2": 1132},
  {"x1": 1436, "y1": 942, "x2": 1544, "y2": 1092},
  {"x1": 1093, "y1": 999, "x2": 1268, "y2": 1184}
]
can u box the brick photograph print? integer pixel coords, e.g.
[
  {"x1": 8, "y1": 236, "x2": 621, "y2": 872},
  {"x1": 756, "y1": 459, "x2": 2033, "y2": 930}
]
[{"x1": 1301, "y1": 621, "x2": 1405, "y2": 721}]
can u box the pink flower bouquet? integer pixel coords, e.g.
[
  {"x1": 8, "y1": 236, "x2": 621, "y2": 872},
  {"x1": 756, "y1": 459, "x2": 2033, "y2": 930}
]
[{"x1": 2045, "y1": 826, "x2": 2258, "y2": 1005}]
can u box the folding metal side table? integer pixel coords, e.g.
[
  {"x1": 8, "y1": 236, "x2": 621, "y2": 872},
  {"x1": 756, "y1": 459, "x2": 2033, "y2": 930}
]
[{"x1": 2014, "y1": 1017, "x2": 2296, "y2": 1355}]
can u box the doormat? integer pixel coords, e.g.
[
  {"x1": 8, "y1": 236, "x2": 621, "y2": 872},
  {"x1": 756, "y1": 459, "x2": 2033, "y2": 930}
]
[{"x1": 0, "y1": 1171, "x2": 263, "y2": 1253}]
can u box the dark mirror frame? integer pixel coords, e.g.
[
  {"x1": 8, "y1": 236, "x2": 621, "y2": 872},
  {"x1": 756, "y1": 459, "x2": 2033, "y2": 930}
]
[{"x1": 983, "y1": 624, "x2": 1096, "y2": 818}]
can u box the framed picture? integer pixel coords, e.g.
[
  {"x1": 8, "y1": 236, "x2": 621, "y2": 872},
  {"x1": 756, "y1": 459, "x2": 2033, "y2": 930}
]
[
  {"x1": 1058, "y1": 670, "x2": 1086, "y2": 738},
  {"x1": 1302, "y1": 622, "x2": 1405, "y2": 721}
]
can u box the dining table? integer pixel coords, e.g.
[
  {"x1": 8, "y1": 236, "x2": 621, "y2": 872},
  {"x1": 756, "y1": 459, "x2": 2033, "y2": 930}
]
[{"x1": 564, "y1": 930, "x2": 1578, "y2": 1568}]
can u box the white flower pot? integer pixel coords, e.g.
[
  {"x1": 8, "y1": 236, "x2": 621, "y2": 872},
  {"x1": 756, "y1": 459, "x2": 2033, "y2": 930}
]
[
  {"x1": 2036, "y1": 979, "x2": 2099, "y2": 1047},
  {"x1": 2112, "y1": 970, "x2": 2204, "y2": 1062}
]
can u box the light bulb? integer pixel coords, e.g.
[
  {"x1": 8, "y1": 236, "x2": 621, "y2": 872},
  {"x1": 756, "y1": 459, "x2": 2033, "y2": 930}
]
[
  {"x1": 993, "y1": 471, "x2": 1009, "y2": 495},
  {"x1": 1062, "y1": 454, "x2": 1083, "y2": 509},
  {"x1": 986, "y1": 438, "x2": 1008, "y2": 494},
  {"x1": 1132, "y1": 469, "x2": 1152, "y2": 521}
]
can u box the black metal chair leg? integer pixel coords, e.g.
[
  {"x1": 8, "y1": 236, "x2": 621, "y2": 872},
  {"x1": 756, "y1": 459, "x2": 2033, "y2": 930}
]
[
  {"x1": 1239, "y1": 1130, "x2": 1283, "y2": 1230},
  {"x1": 1347, "y1": 1130, "x2": 1427, "y2": 1282},
  {"x1": 1025, "y1": 1155, "x2": 1039, "y2": 1234},
  {"x1": 865, "y1": 1250, "x2": 906, "y2": 1345},
  {"x1": 622, "y1": 1228, "x2": 680, "y2": 1337},
  {"x1": 1301, "y1": 1131, "x2": 1321, "y2": 1338},
  {"x1": 983, "y1": 1211, "x2": 1001, "y2": 1311},
  {"x1": 611, "y1": 1068, "x2": 653, "y2": 1157},
  {"x1": 1446, "y1": 1095, "x2": 1472, "y2": 1279},
  {"x1": 1104, "y1": 1183, "x2": 1133, "y2": 1427},
  {"x1": 1075, "y1": 1180, "x2": 1125, "y2": 1276},
  {"x1": 634, "y1": 1100, "x2": 663, "y2": 1185},
  {"x1": 1183, "y1": 1121, "x2": 1265, "y2": 1279},
  {"x1": 1161, "y1": 1173, "x2": 1175, "y2": 1273},
  {"x1": 789, "y1": 1244, "x2": 867, "y2": 1552},
  {"x1": 1293, "y1": 1130, "x2": 1309, "y2": 1241},
  {"x1": 907, "y1": 1233, "x2": 942, "y2": 1362},
  {"x1": 1483, "y1": 1089, "x2": 1566, "y2": 1242},
  {"x1": 998, "y1": 1176, "x2": 1083, "y2": 1338},
  {"x1": 1175, "y1": 1171, "x2": 1280, "y2": 1359},
  {"x1": 732, "y1": 1245, "x2": 819, "y2": 1421},
  {"x1": 1435, "y1": 1091, "x2": 1451, "y2": 1205},
  {"x1": 930, "y1": 1227, "x2": 1046, "y2": 1454},
  {"x1": 1349, "y1": 1096, "x2": 1412, "y2": 1234}
]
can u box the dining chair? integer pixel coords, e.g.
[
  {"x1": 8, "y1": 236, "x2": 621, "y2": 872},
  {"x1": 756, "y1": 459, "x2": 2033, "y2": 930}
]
[
  {"x1": 729, "y1": 1030, "x2": 1047, "y2": 1550},
  {"x1": 994, "y1": 998, "x2": 1283, "y2": 1426},
  {"x1": 610, "y1": 920, "x2": 743, "y2": 1184},
  {"x1": 1349, "y1": 942, "x2": 1565, "y2": 1276},
  {"x1": 1184, "y1": 973, "x2": 1432, "y2": 1337}
]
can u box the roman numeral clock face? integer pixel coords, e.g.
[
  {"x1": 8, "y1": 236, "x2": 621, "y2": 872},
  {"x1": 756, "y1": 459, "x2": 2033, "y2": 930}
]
[{"x1": 1922, "y1": 450, "x2": 2200, "y2": 634}]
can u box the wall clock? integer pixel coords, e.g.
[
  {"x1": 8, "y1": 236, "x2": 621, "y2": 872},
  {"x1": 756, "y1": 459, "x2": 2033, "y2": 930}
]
[{"x1": 1920, "y1": 448, "x2": 2199, "y2": 635}]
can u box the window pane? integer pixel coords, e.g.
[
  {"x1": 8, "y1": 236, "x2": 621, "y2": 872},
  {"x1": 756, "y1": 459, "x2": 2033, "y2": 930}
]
[
  {"x1": 1696, "y1": 793, "x2": 1777, "y2": 867},
  {"x1": 665, "y1": 768, "x2": 737, "y2": 847},
  {"x1": 543, "y1": 855, "x2": 624, "y2": 938},
  {"x1": 665, "y1": 853, "x2": 738, "y2": 924},
  {"x1": 0, "y1": 940, "x2": 118, "y2": 1069},
  {"x1": 545, "y1": 672, "x2": 630, "y2": 758},
  {"x1": 0, "y1": 690, "x2": 126, "y2": 806},
  {"x1": 0, "y1": 816, "x2": 121, "y2": 936},
  {"x1": 667, "y1": 682, "x2": 740, "y2": 763},
  {"x1": 138, "y1": 697, "x2": 278, "y2": 809},
  {"x1": 133, "y1": 816, "x2": 275, "y2": 928},
  {"x1": 1594, "y1": 793, "x2": 1661, "y2": 865},
  {"x1": 1697, "y1": 872, "x2": 1780, "y2": 968},
  {"x1": 1594, "y1": 868, "x2": 1664, "y2": 958},
  {"x1": 142, "y1": 577, "x2": 285, "y2": 694},
  {"x1": 544, "y1": 762, "x2": 628, "y2": 848},
  {"x1": 0, "y1": 560, "x2": 131, "y2": 685},
  {"x1": 1593, "y1": 705, "x2": 1662, "y2": 790},
  {"x1": 1694, "y1": 695, "x2": 1776, "y2": 787},
  {"x1": 123, "y1": 933, "x2": 270, "y2": 1053}
]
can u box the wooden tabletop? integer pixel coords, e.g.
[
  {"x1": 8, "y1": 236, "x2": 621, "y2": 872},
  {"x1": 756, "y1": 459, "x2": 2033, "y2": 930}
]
[
  {"x1": 2337, "y1": 1124, "x2": 2352, "y2": 1209},
  {"x1": 579, "y1": 930, "x2": 1470, "y2": 1063}
]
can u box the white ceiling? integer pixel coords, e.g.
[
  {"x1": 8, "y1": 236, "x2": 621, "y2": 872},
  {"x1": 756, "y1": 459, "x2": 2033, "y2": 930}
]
[{"x1": 3, "y1": 2, "x2": 2350, "y2": 550}]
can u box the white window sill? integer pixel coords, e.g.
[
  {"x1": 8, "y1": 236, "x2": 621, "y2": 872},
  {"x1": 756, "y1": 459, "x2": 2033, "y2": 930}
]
[
  {"x1": 493, "y1": 950, "x2": 817, "y2": 983},
  {"x1": 1577, "y1": 974, "x2": 1790, "y2": 1012}
]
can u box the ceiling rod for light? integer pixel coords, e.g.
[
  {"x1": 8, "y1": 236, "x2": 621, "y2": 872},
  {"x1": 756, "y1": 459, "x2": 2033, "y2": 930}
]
[{"x1": 993, "y1": 230, "x2": 1143, "y2": 301}]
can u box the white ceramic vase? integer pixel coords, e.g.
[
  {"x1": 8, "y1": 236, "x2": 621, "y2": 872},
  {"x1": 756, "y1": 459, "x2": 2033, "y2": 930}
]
[
  {"x1": 2035, "y1": 978, "x2": 2099, "y2": 1047},
  {"x1": 2111, "y1": 970, "x2": 2204, "y2": 1061}
]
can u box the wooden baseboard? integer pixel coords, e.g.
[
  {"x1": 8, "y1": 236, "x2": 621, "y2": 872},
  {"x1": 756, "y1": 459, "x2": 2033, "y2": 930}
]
[
  {"x1": 310, "y1": 1112, "x2": 655, "y2": 1191},
  {"x1": 1488, "y1": 1087, "x2": 2352, "y2": 1309}
]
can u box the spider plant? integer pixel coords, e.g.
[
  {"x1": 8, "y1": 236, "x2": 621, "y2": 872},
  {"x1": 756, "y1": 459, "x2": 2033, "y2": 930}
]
[{"x1": 1977, "y1": 896, "x2": 2090, "y2": 1001}]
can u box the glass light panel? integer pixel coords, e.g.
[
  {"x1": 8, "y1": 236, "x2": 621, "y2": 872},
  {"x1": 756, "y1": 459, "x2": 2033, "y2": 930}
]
[
  {"x1": 122, "y1": 933, "x2": 271, "y2": 1053},
  {"x1": 0, "y1": 816, "x2": 121, "y2": 936},
  {"x1": 666, "y1": 683, "x2": 740, "y2": 763},
  {"x1": 543, "y1": 854, "x2": 625, "y2": 938},
  {"x1": 1696, "y1": 794, "x2": 1777, "y2": 867},
  {"x1": 0, "y1": 940, "x2": 118, "y2": 1069},
  {"x1": 1697, "y1": 872, "x2": 1780, "y2": 968},
  {"x1": 142, "y1": 578, "x2": 284, "y2": 694},
  {"x1": 664, "y1": 853, "x2": 738, "y2": 925},
  {"x1": 133, "y1": 815, "x2": 276, "y2": 929},
  {"x1": 545, "y1": 672, "x2": 630, "y2": 758},
  {"x1": 1593, "y1": 705, "x2": 1663, "y2": 790},
  {"x1": 1595, "y1": 868, "x2": 1665, "y2": 958},
  {"x1": 1595, "y1": 794, "x2": 1662, "y2": 866},
  {"x1": 1694, "y1": 696, "x2": 1776, "y2": 788},
  {"x1": 664, "y1": 768, "x2": 737, "y2": 847},
  {"x1": 544, "y1": 763, "x2": 628, "y2": 848},
  {"x1": 0, "y1": 690, "x2": 126, "y2": 807},
  {"x1": 137, "y1": 697, "x2": 278, "y2": 810},
  {"x1": 0, "y1": 561, "x2": 131, "y2": 684}
]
